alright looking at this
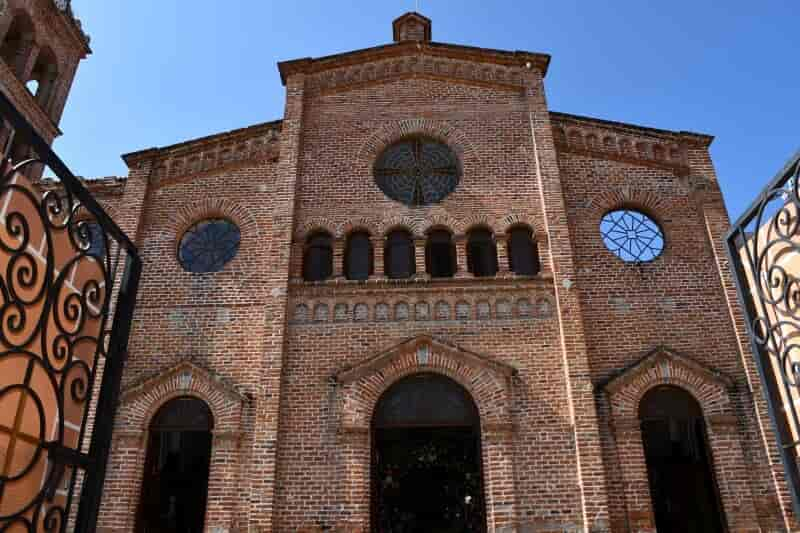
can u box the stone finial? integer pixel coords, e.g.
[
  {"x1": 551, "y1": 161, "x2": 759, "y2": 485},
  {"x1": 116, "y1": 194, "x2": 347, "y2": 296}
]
[{"x1": 392, "y1": 12, "x2": 432, "y2": 42}]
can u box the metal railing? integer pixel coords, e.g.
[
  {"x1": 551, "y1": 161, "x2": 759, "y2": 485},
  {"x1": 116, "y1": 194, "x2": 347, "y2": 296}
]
[
  {"x1": 726, "y1": 149, "x2": 800, "y2": 518},
  {"x1": 0, "y1": 89, "x2": 140, "y2": 532}
]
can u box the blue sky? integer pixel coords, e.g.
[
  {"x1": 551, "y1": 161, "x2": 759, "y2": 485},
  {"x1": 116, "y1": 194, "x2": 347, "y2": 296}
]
[{"x1": 55, "y1": 1, "x2": 798, "y2": 220}]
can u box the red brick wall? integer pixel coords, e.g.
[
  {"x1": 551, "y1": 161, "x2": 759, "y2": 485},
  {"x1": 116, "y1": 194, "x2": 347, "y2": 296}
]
[{"x1": 92, "y1": 42, "x2": 794, "y2": 533}]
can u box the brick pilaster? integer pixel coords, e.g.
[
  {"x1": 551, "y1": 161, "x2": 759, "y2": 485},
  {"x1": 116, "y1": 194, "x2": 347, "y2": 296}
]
[
  {"x1": 525, "y1": 69, "x2": 611, "y2": 531},
  {"x1": 243, "y1": 71, "x2": 307, "y2": 532}
]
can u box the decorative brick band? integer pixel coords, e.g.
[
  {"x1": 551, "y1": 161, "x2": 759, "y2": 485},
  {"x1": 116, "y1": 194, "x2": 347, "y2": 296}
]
[{"x1": 293, "y1": 212, "x2": 543, "y2": 241}]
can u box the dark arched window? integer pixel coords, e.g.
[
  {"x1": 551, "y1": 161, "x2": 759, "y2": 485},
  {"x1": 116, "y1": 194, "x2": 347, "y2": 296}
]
[
  {"x1": 136, "y1": 397, "x2": 213, "y2": 533},
  {"x1": 425, "y1": 229, "x2": 456, "y2": 278},
  {"x1": 28, "y1": 46, "x2": 58, "y2": 110},
  {"x1": 639, "y1": 386, "x2": 725, "y2": 533},
  {"x1": 303, "y1": 231, "x2": 333, "y2": 282},
  {"x1": 83, "y1": 221, "x2": 106, "y2": 259},
  {"x1": 508, "y1": 226, "x2": 540, "y2": 276},
  {"x1": 467, "y1": 228, "x2": 498, "y2": 277},
  {"x1": 0, "y1": 13, "x2": 35, "y2": 78},
  {"x1": 345, "y1": 231, "x2": 373, "y2": 281},
  {"x1": 385, "y1": 229, "x2": 415, "y2": 279}
]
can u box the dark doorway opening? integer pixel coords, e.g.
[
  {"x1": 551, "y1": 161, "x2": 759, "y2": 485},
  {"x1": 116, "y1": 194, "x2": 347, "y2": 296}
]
[
  {"x1": 371, "y1": 374, "x2": 486, "y2": 532},
  {"x1": 639, "y1": 385, "x2": 726, "y2": 533},
  {"x1": 136, "y1": 397, "x2": 214, "y2": 533}
]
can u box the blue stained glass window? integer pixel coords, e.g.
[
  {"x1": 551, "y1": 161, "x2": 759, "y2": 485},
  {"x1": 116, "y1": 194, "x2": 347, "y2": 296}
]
[
  {"x1": 374, "y1": 137, "x2": 460, "y2": 206},
  {"x1": 178, "y1": 219, "x2": 240, "y2": 273}
]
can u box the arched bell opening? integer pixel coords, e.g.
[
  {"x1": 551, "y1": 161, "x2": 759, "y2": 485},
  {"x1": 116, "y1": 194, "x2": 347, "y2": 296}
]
[
  {"x1": 370, "y1": 373, "x2": 487, "y2": 532},
  {"x1": 135, "y1": 396, "x2": 214, "y2": 533},
  {"x1": 639, "y1": 385, "x2": 726, "y2": 533}
]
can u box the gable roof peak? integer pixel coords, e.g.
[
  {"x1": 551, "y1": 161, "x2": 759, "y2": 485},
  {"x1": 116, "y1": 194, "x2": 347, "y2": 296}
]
[{"x1": 393, "y1": 12, "x2": 432, "y2": 42}]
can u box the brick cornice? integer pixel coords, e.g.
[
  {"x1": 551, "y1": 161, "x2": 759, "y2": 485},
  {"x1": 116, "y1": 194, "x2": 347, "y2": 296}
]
[{"x1": 278, "y1": 40, "x2": 549, "y2": 85}]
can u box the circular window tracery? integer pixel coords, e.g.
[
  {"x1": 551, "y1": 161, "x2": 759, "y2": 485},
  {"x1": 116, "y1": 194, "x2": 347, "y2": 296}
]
[
  {"x1": 600, "y1": 209, "x2": 664, "y2": 262},
  {"x1": 178, "y1": 219, "x2": 241, "y2": 273},
  {"x1": 373, "y1": 137, "x2": 460, "y2": 206}
]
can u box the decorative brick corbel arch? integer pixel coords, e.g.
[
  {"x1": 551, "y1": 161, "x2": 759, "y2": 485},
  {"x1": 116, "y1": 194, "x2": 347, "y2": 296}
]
[
  {"x1": 499, "y1": 213, "x2": 546, "y2": 244},
  {"x1": 167, "y1": 197, "x2": 261, "y2": 244},
  {"x1": 601, "y1": 346, "x2": 759, "y2": 532},
  {"x1": 294, "y1": 215, "x2": 337, "y2": 241},
  {"x1": 377, "y1": 215, "x2": 422, "y2": 237},
  {"x1": 331, "y1": 335, "x2": 519, "y2": 531},
  {"x1": 356, "y1": 119, "x2": 477, "y2": 171},
  {"x1": 105, "y1": 360, "x2": 246, "y2": 532},
  {"x1": 586, "y1": 187, "x2": 674, "y2": 221}
]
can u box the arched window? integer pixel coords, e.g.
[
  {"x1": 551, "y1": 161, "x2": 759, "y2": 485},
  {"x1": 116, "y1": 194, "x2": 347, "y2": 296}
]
[
  {"x1": 385, "y1": 229, "x2": 415, "y2": 279},
  {"x1": 425, "y1": 229, "x2": 456, "y2": 278},
  {"x1": 28, "y1": 46, "x2": 58, "y2": 110},
  {"x1": 639, "y1": 386, "x2": 725, "y2": 533},
  {"x1": 508, "y1": 226, "x2": 540, "y2": 276},
  {"x1": 0, "y1": 13, "x2": 35, "y2": 78},
  {"x1": 303, "y1": 231, "x2": 333, "y2": 282},
  {"x1": 82, "y1": 221, "x2": 106, "y2": 259},
  {"x1": 136, "y1": 397, "x2": 213, "y2": 533},
  {"x1": 344, "y1": 231, "x2": 373, "y2": 281},
  {"x1": 467, "y1": 228, "x2": 497, "y2": 277}
]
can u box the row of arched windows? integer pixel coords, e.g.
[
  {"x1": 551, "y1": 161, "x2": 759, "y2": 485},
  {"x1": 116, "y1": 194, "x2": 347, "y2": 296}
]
[{"x1": 303, "y1": 226, "x2": 540, "y2": 282}]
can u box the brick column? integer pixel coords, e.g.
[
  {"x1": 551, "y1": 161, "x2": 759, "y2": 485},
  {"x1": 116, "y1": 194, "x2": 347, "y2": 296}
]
[
  {"x1": 496, "y1": 234, "x2": 511, "y2": 274},
  {"x1": 481, "y1": 426, "x2": 517, "y2": 532},
  {"x1": 333, "y1": 237, "x2": 345, "y2": 279},
  {"x1": 372, "y1": 235, "x2": 385, "y2": 279},
  {"x1": 455, "y1": 236, "x2": 471, "y2": 278},
  {"x1": 705, "y1": 416, "x2": 760, "y2": 532},
  {"x1": 612, "y1": 419, "x2": 656, "y2": 533},
  {"x1": 15, "y1": 38, "x2": 38, "y2": 82},
  {"x1": 524, "y1": 69, "x2": 611, "y2": 530},
  {"x1": 339, "y1": 427, "x2": 371, "y2": 532},
  {"x1": 413, "y1": 238, "x2": 428, "y2": 279},
  {"x1": 206, "y1": 432, "x2": 242, "y2": 532}
]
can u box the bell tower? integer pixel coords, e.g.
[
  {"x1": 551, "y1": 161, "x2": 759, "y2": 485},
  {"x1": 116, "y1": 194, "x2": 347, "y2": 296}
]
[{"x1": 0, "y1": 0, "x2": 91, "y2": 162}]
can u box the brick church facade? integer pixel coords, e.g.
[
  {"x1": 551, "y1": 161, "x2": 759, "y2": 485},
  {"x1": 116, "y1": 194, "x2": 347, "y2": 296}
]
[{"x1": 3, "y1": 4, "x2": 796, "y2": 531}]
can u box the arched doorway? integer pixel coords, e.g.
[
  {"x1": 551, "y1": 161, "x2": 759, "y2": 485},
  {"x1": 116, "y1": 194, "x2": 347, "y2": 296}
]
[
  {"x1": 135, "y1": 396, "x2": 214, "y2": 533},
  {"x1": 371, "y1": 373, "x2": 487, "y2": 532},
  {"x1": 639, "y1": 385, "x2": 725, "y2": 533}
]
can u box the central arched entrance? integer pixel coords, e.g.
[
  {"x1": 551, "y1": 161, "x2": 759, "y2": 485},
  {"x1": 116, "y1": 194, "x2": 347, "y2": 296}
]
[{"x1": 371, "y1": 373, "x2": 487, "y2": 532}]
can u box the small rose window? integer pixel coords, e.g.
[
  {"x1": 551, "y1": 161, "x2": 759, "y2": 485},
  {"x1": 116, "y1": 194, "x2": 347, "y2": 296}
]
[
  {"x1": 600, "y1": 209, "x2": 664, "y2": 262},
  {"x1": 178, "y1": 219, "x2": 241, "y2": 272},
  {"x1": 373, "y1": 136, "x2": 460, "y2": 206}
]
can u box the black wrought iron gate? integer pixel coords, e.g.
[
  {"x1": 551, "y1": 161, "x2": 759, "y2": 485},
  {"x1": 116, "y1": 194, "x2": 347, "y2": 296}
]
[
  {"x1": 0, "y1": 90, "x2": 141, "y2": 532},
  {"x1": 726, "y1": 149, "x2": 800, "y2": 518}
]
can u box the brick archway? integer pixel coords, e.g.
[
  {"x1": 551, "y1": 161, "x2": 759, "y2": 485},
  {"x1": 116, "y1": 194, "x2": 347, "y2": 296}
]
[
  {"x1": 356, "y1": 119, "x2": 476, "y2": 170},
  {"x1": 98, "y1": 361, "x2": 245, "y2": 533},
  {"x1": 602, "y1": 346, "x2": 759, "y2": 533},
  {"x1": 333, "y1": 335, "x2": 518, "y2": 532}
]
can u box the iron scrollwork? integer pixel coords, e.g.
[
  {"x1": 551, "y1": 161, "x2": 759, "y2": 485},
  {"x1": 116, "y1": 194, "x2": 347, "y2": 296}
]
[
  {"x1": 727, "y1": 151, "x2": 800, "y2": 517},
  {"x1": 0, "y1": 88, "x2": 140, "y2": 533}
]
